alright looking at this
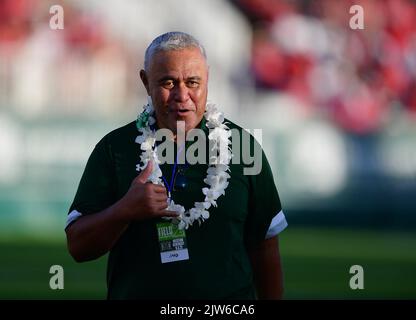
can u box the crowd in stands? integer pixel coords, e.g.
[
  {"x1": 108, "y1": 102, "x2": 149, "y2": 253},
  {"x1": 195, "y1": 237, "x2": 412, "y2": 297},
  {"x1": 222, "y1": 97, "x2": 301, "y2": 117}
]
[
  {"x1": 232, "y1": 0, "x2": 416, "y2": 134},
  {"x1": 1, "y1": 0, "x2": 415, "y2": 134},
  {"x1": 0, "y1": 0, "x2": 138, "y2": 118}
]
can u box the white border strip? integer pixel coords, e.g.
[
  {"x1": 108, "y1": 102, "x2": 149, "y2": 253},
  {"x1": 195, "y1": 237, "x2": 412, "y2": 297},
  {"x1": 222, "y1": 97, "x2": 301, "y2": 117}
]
[
  {"x1": 265, "y1": 210, "x2": 288, "y2": 239},
  {"x1": 65, "y1": 210, "x2": 83, "y2": 229}
]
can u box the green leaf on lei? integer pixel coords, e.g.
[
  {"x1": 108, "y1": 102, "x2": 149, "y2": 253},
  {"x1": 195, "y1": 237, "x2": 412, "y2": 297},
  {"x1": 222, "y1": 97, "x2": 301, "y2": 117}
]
[{"x1": 136, "y1": 111, "x2": 150, "y2": 129}]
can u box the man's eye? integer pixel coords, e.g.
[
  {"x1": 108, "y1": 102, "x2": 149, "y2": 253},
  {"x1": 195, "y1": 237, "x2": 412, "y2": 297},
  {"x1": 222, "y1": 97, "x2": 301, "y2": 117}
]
[
  {"x1": 162, "y1": 81, "x2": 174, "y2": 88},
  {"x1": 187, "y1": 81, "x2": 199, "y2": 88}
]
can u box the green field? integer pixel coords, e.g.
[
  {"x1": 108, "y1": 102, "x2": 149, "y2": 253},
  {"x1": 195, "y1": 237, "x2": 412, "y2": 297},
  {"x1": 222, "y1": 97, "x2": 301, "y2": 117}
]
[{"x1": 1, "y1": 227, "x2": 415, "y2": 299}]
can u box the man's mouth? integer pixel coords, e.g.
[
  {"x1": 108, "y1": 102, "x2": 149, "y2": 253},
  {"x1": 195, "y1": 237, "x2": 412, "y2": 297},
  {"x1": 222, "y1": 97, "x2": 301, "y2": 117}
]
[{"x1": 175, "y1": 109, "x2": 192, "y2": 116}]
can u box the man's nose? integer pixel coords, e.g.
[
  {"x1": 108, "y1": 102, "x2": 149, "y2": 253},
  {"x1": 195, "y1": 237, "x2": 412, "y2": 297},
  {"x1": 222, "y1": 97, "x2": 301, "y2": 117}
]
[{"x1": 173, "y1": 82, "x2": 190, "y2": 102}]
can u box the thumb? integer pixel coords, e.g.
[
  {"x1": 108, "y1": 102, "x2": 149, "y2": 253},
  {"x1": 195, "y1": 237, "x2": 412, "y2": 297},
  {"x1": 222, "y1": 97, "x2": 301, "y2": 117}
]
[{"x1": 136, "y1": 161, "x2": 153, "y2": 184}]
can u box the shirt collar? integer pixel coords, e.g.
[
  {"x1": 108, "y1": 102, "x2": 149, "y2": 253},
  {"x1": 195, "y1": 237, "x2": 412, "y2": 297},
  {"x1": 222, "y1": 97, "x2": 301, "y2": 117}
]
[{"x1": 150, "y1": 115, "x2": 207, "y2": 133}]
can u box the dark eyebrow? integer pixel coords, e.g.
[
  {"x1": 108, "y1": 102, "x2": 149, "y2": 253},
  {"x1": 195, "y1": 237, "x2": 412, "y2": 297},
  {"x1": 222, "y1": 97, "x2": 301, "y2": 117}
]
[
  {"x1": 157, "y1": 76, "x2": 202, "y2": 83},
  {"x1": 157, "y1": 76, "x2": 177, "y2": 83},
  {"x1": 186, "y1": 76, "x2": 202, "y2": 81}
]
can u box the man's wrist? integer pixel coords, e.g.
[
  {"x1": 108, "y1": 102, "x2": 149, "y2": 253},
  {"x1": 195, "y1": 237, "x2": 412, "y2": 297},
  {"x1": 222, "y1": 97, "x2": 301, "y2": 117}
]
[{"x1": 107, "y1": 199, "x2": 133, "y2": 225}]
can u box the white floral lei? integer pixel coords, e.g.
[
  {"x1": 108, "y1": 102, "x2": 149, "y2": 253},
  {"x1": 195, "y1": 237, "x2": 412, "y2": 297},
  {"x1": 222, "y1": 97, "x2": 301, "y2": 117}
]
[{"x1": 135, "y1": 98, "x2": 232, "y2": 230}]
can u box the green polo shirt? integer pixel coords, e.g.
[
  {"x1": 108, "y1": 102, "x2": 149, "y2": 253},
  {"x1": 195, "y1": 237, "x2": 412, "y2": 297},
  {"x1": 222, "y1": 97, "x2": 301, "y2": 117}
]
[{"x1": 68, "y1": 118, "x2": 283, "y2": 299}]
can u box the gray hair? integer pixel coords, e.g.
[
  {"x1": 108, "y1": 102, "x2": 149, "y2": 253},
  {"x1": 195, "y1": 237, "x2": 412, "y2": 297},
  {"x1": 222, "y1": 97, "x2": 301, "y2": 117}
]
[{"x1": 144, "y1": 32, "x2": 207, "y2": 71}]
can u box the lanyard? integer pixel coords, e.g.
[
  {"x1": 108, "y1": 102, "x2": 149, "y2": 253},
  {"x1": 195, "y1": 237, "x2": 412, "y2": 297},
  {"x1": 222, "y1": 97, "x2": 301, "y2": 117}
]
[{"x1": 161, "y1": 143, "x2": 185, "y2": 200}]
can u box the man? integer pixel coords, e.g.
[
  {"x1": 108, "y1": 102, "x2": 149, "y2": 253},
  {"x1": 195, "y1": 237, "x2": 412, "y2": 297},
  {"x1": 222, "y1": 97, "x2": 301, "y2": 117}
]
[{"x1": 65, "y1": 32, "x2": 288, "y2": 299}]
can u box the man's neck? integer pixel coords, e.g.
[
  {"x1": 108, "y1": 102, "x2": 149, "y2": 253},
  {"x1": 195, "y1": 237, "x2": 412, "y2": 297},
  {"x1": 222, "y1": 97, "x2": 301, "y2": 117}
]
[{"x1": 154, "y1": 118, "x2": 207, "y2": 142}]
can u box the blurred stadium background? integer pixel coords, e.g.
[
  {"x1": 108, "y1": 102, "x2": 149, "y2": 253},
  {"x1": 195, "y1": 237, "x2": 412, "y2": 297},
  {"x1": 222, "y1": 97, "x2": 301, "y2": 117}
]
[{"x1": 0, "y1": 0, "x2": 415, "y2": 299}]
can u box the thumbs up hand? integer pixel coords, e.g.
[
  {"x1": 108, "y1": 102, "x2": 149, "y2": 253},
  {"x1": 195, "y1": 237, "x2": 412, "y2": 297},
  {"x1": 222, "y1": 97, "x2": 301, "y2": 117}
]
[{"x1": 117, "y1": 161, "x2": 179, "y2": 222}]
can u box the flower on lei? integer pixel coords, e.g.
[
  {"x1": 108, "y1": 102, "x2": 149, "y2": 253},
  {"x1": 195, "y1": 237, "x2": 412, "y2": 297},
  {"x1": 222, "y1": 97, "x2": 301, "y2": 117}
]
[
  {"x1": 201, "y1": 188, "x2": 219, "y2": 207},
  {"x1": 135, "y1": 130, "x2": 156, "y2": 151},
  {"x1": 205, "y1": 102, "x2": 229, "y2": 129},
  {"x1": 204, "y1": 172, "x2": 230, "y2": 192},
  {"x1": 208, "y1": 127, "x2": 231, "y2": 147}
]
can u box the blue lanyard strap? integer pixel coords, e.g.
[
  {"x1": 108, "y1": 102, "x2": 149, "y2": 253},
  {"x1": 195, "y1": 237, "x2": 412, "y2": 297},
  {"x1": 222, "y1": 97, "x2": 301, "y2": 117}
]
[{"x1": 161, "y1": 143, "x2": 185, "y2": 198}]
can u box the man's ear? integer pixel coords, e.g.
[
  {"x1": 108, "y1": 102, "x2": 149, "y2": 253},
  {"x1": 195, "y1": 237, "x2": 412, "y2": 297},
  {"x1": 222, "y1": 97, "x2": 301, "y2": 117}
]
[{"x1": 140, "y1": 69, "x2": 150, "y2": 95}]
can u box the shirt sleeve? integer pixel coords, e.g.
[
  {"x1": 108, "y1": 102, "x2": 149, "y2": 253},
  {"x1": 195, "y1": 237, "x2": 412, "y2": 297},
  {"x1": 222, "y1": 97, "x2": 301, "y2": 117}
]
[
  {"x1": 244, "y1": 146, "x2": 286, "y2": 248},
  {"x1": 66, "y1": 136, "x2": 117, "y2": 228}
]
